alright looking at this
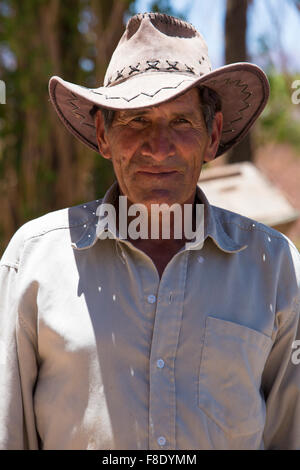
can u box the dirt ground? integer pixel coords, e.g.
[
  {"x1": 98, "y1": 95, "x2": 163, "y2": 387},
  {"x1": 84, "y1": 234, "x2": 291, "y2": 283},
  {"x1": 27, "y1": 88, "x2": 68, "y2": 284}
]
[{"x1": 209, "y1": 142, "x2": 300, "y2": 250}]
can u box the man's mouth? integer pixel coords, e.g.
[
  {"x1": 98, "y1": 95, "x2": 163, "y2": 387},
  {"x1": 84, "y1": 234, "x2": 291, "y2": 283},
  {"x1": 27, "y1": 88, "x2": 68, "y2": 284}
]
[{"x1": 137, "y1": 168, "x2": 178, "y2": 177}]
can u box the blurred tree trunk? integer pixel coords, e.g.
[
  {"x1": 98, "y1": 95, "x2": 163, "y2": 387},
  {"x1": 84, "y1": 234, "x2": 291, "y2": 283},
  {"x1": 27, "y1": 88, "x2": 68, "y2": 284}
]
[
  {"x1": 225, "y1": 0, "x2": 253, "y2": 164},
  {"x1": 0, "y1": 0, "x2": 133, "y2": 252}
]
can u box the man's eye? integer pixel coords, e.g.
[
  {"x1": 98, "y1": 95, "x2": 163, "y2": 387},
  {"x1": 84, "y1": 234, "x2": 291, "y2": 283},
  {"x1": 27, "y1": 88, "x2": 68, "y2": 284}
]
[
  {"x1": 132, "y1": 117, "x2": 147, "y2": 123},
  {"x1": 173, "y1": 118, "x2": 190, "y2": 125}
]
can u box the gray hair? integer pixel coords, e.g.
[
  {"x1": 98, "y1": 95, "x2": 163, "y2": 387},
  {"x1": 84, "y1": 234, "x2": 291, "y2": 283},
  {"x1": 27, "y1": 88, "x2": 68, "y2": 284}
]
[
  {"x1": 90, "y1": 86, "x2": 222, "y2": 135},
  {"x1": 198, "y1": 86, "x2": 222, "y2": 135}
]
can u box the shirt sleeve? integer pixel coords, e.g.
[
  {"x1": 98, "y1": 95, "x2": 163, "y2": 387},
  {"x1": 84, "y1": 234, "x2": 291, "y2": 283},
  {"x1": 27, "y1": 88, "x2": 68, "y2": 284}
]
[
  {"x1": 0, "y1": 228, "x2": 39, "y2": 450},
  {"x1": 262, "y1": 242, "x2": 300, "y2": 450}
]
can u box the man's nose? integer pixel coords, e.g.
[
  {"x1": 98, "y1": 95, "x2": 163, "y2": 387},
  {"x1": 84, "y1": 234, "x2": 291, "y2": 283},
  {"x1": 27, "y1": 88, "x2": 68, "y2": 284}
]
[{"x1": 141, "y1": 124, "x2": 175, "y2": 161}]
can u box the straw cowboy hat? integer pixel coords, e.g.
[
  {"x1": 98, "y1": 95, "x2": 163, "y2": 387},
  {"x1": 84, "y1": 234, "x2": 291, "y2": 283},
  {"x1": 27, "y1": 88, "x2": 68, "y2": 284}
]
[{"x1": 48, "y1": 12, "x2": 270, "y2": 158}]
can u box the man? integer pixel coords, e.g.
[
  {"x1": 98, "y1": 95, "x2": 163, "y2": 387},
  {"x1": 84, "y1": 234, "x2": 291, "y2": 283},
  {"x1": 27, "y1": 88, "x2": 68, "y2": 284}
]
[
  {"x1": 0, "y1": 12, "x2": 300, "y2": 450},
  {"x1": 92, "y1": 85, "x2": 223, "y2": 277}
]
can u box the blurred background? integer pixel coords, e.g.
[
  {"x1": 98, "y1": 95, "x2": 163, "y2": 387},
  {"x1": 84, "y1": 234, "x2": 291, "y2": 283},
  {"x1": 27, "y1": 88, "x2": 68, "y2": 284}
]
[{"x1": 0, "y1": 0, "x2": 299, "y2": 255}]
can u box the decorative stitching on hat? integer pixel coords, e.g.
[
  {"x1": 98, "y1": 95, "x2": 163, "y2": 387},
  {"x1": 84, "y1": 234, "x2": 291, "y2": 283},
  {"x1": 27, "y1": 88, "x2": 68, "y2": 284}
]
[
  {"x1": 166, "y1": 60, "x2": 179, "y2": 71},
  {"x1": 226, "y1": 79, "x2": 252, "y2": 125},
  {"x1": 106, "y1": 59, "x2": 210, "y2": 86},
  {"x1": 67, "y1": 92, "x2": 80, "y2": 111},
  {"x1": 67, "y1": 93, "x2": 88, "y2": 127},
  {"x1": 68, "y1": 91, "x2": 94, "y2": 128},
  {"x1": 204, "y1": 77, "x2": 253, "y2": 136},
  {"x1": 128, "y1": 63, "x2": 141, "y2": 75},
  {"x1": 90, "y1": 79, "x2": 193, "y2": 102},
  {"x1": 74, "y1": 111, "x2": 85, "y2": 120},
  {"x1": 230, "y1": 116, "x2": 242, "y2": 124},
  {"x1": 145, "y1": 60, "x2": 160, "y2": 71},
  {"x1": 185, "y1": 64, "x2": 195, "y2": 74},
  {"x1": 82, "y1": 122, "x2": 95, "y2": 128},
  {"x1": 115, "y1": 67, "x2": 125, "y2": 81},
  {"x1": 222, "y1": 129, "x2": 235, "y2": 134}
]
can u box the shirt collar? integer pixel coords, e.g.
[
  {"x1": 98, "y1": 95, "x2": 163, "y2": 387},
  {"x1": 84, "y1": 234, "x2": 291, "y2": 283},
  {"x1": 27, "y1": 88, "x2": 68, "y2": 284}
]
[
  {"x1": 71, "y1": 180, "x2": 247, "y2": 254},
  {"x1": 197, "y1": 184, "x2": 248, "y2": 253}
]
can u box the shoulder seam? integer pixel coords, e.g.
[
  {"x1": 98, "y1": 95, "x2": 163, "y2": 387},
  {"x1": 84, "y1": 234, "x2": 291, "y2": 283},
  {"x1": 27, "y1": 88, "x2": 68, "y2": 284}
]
[
  {"x1": 22, "y1": 219, "x2": 91, "y2": 243},
  {"x1": 0, "y1": 220, "x2": 93, "y2": 269},
  {"x1": 219, "y1": 217, "x2": 299, "y2": 253},
  {"x1": 19, "y1": 197, "x2": 102, "y2": 244}
]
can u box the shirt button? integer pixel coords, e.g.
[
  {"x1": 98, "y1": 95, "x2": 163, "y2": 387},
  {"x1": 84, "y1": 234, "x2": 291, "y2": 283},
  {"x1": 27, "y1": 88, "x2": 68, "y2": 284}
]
[
  {"x1": 147, "y1": 294, "x2": 156, "y2": 304},
  {"x1": 157, "y1": 436, "x2": 166, "y2": 446},
  {"x1": 157, "y1": 359, "x2": 165, "y2": 369}
]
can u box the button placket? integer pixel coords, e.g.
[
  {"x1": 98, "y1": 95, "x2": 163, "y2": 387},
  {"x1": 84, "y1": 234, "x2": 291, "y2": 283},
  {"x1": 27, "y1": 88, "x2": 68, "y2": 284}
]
[{"x1": 148, "y1": 252, "x2": 189, "y2": 450}]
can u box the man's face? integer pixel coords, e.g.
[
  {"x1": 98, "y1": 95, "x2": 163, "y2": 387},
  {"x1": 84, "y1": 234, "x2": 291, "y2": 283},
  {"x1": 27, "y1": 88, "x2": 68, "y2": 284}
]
[{"x1": 95, "y1": 87, "x2": 222, "y2": 209}]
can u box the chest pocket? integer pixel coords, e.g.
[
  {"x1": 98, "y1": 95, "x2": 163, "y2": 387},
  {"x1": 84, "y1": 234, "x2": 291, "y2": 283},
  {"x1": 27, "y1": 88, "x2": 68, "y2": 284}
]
[{"x1": 198, "y1": 315, "x2": 273, "y2": 437}]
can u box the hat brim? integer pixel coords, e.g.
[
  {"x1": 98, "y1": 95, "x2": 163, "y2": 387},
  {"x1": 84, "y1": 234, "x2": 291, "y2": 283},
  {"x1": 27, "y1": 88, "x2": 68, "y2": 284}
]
[{"x1": 48, "y1": 62, "x2": 269, "y2": 157}]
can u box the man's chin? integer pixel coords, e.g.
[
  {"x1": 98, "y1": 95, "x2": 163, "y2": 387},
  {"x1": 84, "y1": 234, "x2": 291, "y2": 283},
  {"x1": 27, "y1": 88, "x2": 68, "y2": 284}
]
[{"x1": 133, "y1": 190, "x2": 184, "y2": 208}]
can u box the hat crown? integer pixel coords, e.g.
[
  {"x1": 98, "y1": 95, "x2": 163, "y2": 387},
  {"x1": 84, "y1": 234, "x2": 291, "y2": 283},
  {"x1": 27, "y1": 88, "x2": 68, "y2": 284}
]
[
  {"x1": 104, "y1": 12, "x2": 212, "y2": 87},
  {"x1": 126, "y1": 12, "x2": 198, "y2": 39}
]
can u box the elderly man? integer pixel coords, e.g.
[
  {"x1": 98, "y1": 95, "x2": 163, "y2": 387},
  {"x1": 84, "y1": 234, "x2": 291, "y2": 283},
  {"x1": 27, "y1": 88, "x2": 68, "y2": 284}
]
[
  {"x1": 0, "y1": 12, "x2": 300, "y2": 450},
  {"x1": 92, "y1": 85, "x2": 222, "y2": 277}
]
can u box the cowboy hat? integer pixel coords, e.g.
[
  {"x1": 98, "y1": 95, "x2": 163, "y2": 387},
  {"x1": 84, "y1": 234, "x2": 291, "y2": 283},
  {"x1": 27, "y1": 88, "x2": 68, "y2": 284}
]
[{"x1": 48, "y1": 12, "x2": 270, "y2": 158}]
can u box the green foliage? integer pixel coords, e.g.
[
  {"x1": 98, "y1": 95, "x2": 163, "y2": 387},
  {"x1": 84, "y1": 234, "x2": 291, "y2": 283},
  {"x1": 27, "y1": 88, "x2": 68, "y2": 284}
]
[{"x1": 256, "y1": 71, "x2": 300, "y2": 152}]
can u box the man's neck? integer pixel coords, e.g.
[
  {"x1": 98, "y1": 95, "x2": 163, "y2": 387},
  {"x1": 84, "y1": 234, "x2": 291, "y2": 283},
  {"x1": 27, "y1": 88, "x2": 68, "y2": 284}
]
[{"x1": 114, "y1": 190, "x2": 198, "y2": 251}]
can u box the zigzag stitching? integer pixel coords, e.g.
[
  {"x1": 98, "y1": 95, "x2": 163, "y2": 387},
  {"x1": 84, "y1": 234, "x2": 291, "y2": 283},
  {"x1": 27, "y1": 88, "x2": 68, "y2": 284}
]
[
  {"x1": 67, "y1": 92, "x2": 80, "y2": 109},
  {"x1": 82, "y1": 122, "x2": 95, "y2": 128},
  {"x1": 222, "y1": 78, "x2": 252, "y2": 127},
  {"x1": 74, "y1": 111, "x2": 85, "y2": 119},
  {"x1": 237, "y1": 82, "x2": 252, "y2": 111},
  {"x1": 67, "y1": 99, "x2": 80, "y2": 110},
  {"x1": 89, "y1": 79, "x2": 192, "y2": 102},
  {"x1": 67, "y1": 92, "x2": 92, "y2": 127}
]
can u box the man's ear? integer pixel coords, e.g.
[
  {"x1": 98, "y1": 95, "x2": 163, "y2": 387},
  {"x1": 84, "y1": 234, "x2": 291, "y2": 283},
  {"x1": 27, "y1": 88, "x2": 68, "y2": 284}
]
[
  {"x1": 95, "y1": 110, "x2": 112, "y2": 160},
  {"x1": 203, "y1": 111, "x2": 223, "y2": 163}
]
